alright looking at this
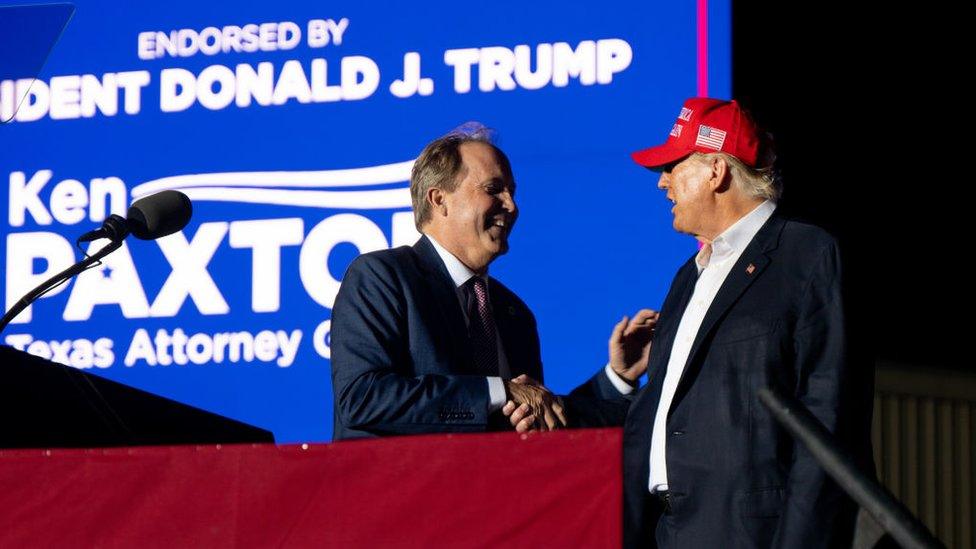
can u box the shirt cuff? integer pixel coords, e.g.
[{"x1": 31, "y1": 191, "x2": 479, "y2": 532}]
[
  {"x1": 487, "y1": 376, "x2": 507, "y2": 412},
  {"x1": 605, "y1": 363, "x2": 636, "y2": 395}
]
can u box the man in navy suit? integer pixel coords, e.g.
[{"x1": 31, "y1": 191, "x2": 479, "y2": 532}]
[
  {"x1": 612, "y1": 98, "x2": 861, "y2": 548},
  {"x1": 331, "y1": 125, "x2": 602, "y2": 440}
]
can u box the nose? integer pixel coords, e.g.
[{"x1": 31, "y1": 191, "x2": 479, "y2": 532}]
[
  {"x1": 500, "y1": 190, "x2": 518, "y2": 219},
  {"x1": 657, "y1": 172, "x2": 671, "y2": 190}
]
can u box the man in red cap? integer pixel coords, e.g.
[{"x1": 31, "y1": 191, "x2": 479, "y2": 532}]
[{"x1": 617, "y1": 97, "x2": 857, "y2": 548}]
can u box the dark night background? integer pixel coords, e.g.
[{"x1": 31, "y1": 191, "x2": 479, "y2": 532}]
[{"x1": 733, "y1": 2, "x2": 960, "y2": 373}]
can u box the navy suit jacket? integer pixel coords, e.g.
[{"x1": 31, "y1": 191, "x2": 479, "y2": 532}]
[
  {"x1": 330, "y1": 235, "x2": 544, "y2": 440},
  {"x1": 622, "y1": 212, "x2": 861, "y2": 548}
]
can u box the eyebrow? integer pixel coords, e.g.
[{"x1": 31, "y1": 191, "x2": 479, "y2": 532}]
[{"x1": 483, "y1": 177, "x2": 514, "y2": 190}]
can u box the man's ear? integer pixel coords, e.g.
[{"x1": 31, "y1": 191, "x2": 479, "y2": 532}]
[
  {"x1": 708, "y1": 156, "x2": 732, "y2": 193},
  {"x1": 427, "y1": 186, "x2": 448, "y2": 217}
]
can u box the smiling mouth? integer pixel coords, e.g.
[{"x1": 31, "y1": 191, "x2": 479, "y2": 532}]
[{"x1": 486, "y1": 217, "x2": 511, "y2": 237}]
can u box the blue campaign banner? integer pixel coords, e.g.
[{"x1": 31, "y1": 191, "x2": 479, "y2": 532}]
[{"x1": 0, "y1": 0, "x2": 730, "y2": 442}]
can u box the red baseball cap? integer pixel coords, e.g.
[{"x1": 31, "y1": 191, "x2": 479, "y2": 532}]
[{"x1": 631, "y1": 97, "x2": 761, "y2": 169}]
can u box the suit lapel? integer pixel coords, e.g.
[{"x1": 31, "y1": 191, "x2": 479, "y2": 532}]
[
  {"x1": 413, "y1": 236, "x2": 472, "y2": 369},
  {"x1": 647, "y1": 260, "x2": 698, "y2": 381},
  {"x1": 670, "y1": 214, "x2": 786, "y2": 406},
  {"x1": 628, "y1": 259, "x2": 698, "y2": 426}
]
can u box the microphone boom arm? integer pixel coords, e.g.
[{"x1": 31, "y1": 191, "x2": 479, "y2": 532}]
[{"x1": 0, "y1": 239, "x2": 124, "y2": 335}]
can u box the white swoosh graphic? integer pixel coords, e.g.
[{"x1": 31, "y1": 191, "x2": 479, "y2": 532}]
[
  {"x1": 177, "y1": 187, "x2": 412, "y2": 209},
  {"x1": 130, "y1": 160, "x2": 416, "y2": 209}
]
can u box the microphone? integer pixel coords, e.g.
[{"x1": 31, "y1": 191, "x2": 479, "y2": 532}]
[
  {"x1": 1, "y1": 190, "x2": 193, "y2": 334},
  {"x1": 78, "y1": 190, "x2": 193, "y2": 243},
  {"x1": 127, "y1": 189, "x2": 193, "y2": 240}
]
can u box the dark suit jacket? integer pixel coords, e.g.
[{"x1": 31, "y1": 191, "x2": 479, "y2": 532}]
[
  {"x1": 330, "y1": 235, "x2": 544, "y2": 440},
  {"x1": 623, "y1": 212, "x2": 861, "y2": 548}
]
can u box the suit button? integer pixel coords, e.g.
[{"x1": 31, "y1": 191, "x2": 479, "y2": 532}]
[{"x1": 671, "y1": 431, "x2": 685, "y2": 436}]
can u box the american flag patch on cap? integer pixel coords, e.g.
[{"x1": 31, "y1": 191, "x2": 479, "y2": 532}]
[
  {"x1": 695, "y1": 125, "x2": 727, "y2": 150},
  {"x1": 678, "y1": 107, "x2": 693, "y2": 121},
  {"x1": 670, "y1": 123, "x2": 682, "y2": 137}
]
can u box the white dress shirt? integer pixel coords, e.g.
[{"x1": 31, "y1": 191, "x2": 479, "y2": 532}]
[
  {"x1": 427, "y1": 236, "x2": 511, "y2": 412},
  {"x1": 645, "y1": 200, "x2": 776, "y2": 493}
]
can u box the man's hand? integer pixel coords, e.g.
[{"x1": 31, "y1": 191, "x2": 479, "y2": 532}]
[
  {"x1": 501, "y1": 375, "x2": 567, "y2": 433},
  {"x1": 609, "y1": 309, "x2": 659, "y2": 383}
]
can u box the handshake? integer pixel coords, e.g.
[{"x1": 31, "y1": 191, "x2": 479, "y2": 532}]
[{"x1": 500, "y1": 309, "x2": 658, "y2": 433}]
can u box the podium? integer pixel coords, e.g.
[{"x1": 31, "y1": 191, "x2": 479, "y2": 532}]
[
  {"x1": 0, "y1": 429, "x2": 622, "y2": 547},
  {"x1": 0, "y1": 346, "x2": 272, "y2": 448}
]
